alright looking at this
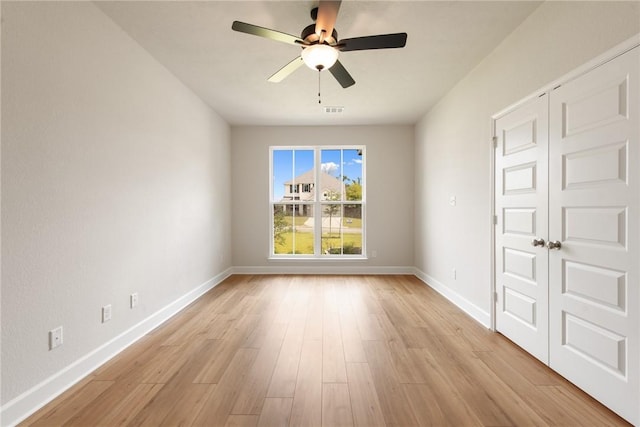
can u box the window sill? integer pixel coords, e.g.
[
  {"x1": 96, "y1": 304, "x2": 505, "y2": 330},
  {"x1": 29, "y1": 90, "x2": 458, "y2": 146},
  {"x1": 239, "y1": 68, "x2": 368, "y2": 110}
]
[{"x1": 268, "y1": 256, "x2": 369, "y2": 261}]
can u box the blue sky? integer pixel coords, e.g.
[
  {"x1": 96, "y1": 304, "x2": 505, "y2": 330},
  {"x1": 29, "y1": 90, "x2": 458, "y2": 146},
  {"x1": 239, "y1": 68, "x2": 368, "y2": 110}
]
[{"x1": 272, "y1": 148, "x2": 362, "y2": 200}]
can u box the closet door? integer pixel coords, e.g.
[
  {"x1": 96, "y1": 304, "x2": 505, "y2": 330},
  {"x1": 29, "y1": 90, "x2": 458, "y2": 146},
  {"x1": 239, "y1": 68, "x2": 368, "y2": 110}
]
[
  {"x1": 494, "y1": 94, "x2": 549, "y2": 363},
  {"x1": 548, "y1": 46, "x2": 639, "y2": 424}
]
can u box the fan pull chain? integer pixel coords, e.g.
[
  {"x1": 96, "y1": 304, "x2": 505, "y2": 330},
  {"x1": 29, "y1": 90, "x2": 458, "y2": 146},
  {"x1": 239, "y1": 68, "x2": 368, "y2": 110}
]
[{"x1": 318, "y1": 70, "x2": 322, "y2": 104}]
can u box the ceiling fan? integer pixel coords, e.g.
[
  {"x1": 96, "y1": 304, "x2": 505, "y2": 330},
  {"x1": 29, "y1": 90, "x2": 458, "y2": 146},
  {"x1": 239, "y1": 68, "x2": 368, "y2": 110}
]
[{"x1": 231, "y1": 0, "x2": 408, "y2": 89}]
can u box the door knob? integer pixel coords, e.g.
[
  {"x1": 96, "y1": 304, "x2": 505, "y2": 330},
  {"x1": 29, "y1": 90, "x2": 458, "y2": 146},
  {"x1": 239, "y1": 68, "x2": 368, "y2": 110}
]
[
  {"x1": 547, "y1": 240, "x2": 562, "y2": 250},
  {"x1": 531, "y1": 238, "x2": 546, "y2": 247}
]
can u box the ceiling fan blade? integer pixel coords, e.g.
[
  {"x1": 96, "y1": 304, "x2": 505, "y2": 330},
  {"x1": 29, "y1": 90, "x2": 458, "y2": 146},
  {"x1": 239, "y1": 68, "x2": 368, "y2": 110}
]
[
  {"x1": 268, "y1": 56, "x2": 305, "y2": 83},
  {"x1": 232, "y1": 21, "x2": 305, "y2": 46},
  {"x1": 329, "y1": 60, "x2": 355, "y2": 88},
  {"x1": 315, "y1": 1, "x2": 341, "y2": 42},
  {"x1": 339, "y1": 33, "x2": 407, "y2": 51}
]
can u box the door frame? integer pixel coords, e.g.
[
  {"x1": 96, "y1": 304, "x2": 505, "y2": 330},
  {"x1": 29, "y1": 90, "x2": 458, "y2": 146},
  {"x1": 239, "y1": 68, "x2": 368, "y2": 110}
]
[{"x1": 489, "y1": 34, "x2": 640, "y2": 332}]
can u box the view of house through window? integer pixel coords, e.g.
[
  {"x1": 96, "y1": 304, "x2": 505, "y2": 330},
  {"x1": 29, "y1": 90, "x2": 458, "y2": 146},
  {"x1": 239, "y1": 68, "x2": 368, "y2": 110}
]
[{"x1": 270, "y1": 147, "x2": 364, "y2": 256}]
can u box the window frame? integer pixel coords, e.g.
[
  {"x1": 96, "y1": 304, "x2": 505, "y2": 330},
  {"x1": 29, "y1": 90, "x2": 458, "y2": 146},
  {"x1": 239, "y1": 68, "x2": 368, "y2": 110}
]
[{"x1": 269, "y1": 145, "x2": 366, "y2": 259}]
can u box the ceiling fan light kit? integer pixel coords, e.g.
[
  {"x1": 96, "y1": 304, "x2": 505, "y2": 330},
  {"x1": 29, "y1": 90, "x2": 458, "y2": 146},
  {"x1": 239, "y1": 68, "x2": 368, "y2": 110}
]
[
  {"x1": 231, "y1": 0, "x2": 408, "y2": 92},
  {"x1": 301, "y1": 44, "x2": 339, "y2": 70}
]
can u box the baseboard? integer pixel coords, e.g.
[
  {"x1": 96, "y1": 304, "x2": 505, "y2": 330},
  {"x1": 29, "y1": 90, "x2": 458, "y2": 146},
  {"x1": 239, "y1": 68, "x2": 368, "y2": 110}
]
[
  {"x1": 0, "y1": 268, "x2": 233, "y2": 427},
  {"x1": 231, "y1": 265, "x2": 415, "y2": 275},
  {"x1": 413, "y1": 268, "x2": 491, "y2": 328}
]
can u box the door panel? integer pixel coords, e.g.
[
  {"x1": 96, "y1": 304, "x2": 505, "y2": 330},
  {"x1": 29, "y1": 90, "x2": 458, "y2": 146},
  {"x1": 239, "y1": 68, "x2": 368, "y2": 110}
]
[
  {"x1": 563, "y1": 260, "x2": 626, "y2": 311},
  {"x1": 562, "y1": 313, "x2": 626, "y2": 375},
  {"x1": 562, "y1": 206, "x2": 626, "y2": 247},
  {"x1": 549, "y1": 47, "x2": 638, "y2": 424},
  {"x1": 503, "y1": 162, "x2": 537, "y2": 193},
  {"x1": 563, "y1": 141, "x2": 627, "y2": 189},
  {"x1": 495, "y1": 94, "x2": 549, "y2": 364},
  {"x1": 503, "y1": 208, "x2": 536, "y2": 235}
]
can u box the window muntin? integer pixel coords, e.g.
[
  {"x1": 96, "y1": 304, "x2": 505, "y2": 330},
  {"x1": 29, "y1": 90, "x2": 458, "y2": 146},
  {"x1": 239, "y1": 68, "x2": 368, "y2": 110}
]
[{"x1": 270, "y1": 146, "x2": 365, "y2": 257}]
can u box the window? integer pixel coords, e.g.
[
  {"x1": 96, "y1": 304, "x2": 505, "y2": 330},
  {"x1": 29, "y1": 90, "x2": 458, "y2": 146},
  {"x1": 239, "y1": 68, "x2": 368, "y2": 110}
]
[{"x1": 270, "y1": 146, "x2": 365, "y2": 257}]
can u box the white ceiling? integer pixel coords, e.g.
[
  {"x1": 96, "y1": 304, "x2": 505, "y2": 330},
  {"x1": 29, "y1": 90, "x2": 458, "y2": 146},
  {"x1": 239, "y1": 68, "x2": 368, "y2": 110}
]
[{"x1": 95, "y1": 1, "x2": 542, "y2": 126}]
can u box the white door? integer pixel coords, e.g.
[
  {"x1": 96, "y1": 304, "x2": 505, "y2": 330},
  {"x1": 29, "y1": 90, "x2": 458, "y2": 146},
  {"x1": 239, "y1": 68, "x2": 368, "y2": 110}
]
[
  {"x1": 548, "y1": 46, "x2": 639, "y2": 424},
  {"x1": 494, "y1": 94, "x2": 549, "y2": 364}
]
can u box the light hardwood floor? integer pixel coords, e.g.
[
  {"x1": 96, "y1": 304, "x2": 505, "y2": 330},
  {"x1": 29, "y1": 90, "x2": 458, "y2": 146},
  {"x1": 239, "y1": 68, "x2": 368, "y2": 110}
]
[{"x1": 22, "y1": 275, "x2": 630, "y2": 426}]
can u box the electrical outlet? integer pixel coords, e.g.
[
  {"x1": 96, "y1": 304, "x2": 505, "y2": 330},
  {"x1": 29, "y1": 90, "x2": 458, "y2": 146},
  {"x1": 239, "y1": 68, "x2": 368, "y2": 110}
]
[
  {"x1": 130, "y1": 293, "x2": 139, "y2": 309},
  {"x1": 371, "y1": 249, "x2": 378, "y2": 258},
  {"x1": 49, "y1": 326, "x2": 63, "y2": 350},
  {"x1": 102, "y1": 304, "x2": 112, "y2": 323}
]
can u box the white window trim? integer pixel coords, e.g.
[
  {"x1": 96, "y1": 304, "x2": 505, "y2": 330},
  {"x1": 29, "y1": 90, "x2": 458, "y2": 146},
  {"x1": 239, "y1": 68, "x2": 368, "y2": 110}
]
[{"x1": 268, "y1": 145, "x2": 366, "y2": 259}]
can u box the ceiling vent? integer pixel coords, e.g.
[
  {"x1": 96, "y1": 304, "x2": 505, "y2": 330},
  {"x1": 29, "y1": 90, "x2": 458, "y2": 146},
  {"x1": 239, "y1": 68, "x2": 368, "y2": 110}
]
[{"x1": 323, "y1": 106, "x2": 344, "y2": 114}]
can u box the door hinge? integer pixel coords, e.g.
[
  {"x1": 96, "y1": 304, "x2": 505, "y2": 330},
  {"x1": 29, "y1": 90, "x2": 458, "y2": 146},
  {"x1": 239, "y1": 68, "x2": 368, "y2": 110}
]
[
  {"x1": 494, "y1": 291, "x2": 498, "y2": 303},
  {"x1": 492, "y1": 136, "x2": 498, "y2": 148},
  {"x1": 493, "y1": 215, "x2": 498, "y2": 225}
]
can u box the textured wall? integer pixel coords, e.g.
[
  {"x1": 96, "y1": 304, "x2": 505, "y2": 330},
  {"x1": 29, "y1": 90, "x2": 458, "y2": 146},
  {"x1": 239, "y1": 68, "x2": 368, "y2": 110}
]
[{"x1": 1, "y1": 2, "x2": 231, "y2": 406}]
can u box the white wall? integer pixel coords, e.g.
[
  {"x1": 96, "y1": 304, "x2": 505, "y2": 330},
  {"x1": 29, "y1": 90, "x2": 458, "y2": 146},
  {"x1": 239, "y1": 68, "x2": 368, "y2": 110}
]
[
  {"x1": 1, "y1": 0, "x2": 231, "y2": 414},
  {"x1": 414, "y1": 1, "x2": 640, "y2": 323},
  {"x1": 231, "y1": 125, "x2": 414, "y2": 271}
]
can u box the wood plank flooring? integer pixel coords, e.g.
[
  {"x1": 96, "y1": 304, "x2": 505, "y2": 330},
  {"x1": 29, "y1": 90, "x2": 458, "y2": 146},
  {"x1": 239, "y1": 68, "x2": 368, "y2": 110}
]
[{"x1": 21, "y1": 275, "x2": 630, "y2": 426}]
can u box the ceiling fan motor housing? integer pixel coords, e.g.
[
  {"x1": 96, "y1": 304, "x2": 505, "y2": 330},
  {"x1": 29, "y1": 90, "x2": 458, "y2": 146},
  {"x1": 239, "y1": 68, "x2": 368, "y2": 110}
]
[{"x1": 301, "y1": 24, "x2": 338, "y2": 45}]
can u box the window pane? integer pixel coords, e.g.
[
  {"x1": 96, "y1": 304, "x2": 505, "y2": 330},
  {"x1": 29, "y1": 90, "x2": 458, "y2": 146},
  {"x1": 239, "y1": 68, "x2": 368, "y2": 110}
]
[
  {"x1": 343, "y1": 149, "x2": 363, "y2": 201},
  {"x1": 343, "y1": 204, "x2": 362, "y2": 254},
  {"x1": 321, "y1": 203, "x2": 342, "y2": 254},
  {"x1": 273, "y1": 203, "x2": 314, "y2": 255},
  {"x1": 273, "y1": 204, "x2": 292, "y2": 254},
  {"x1": 292, "y1": 150, "x2": 314, "y2": 202},
  {"x1": 272, "y1": 150, "x2": 292, "y2": 202},
  {"x1": 320, "y1": 149, "x2": 342, "y2": 201}
]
